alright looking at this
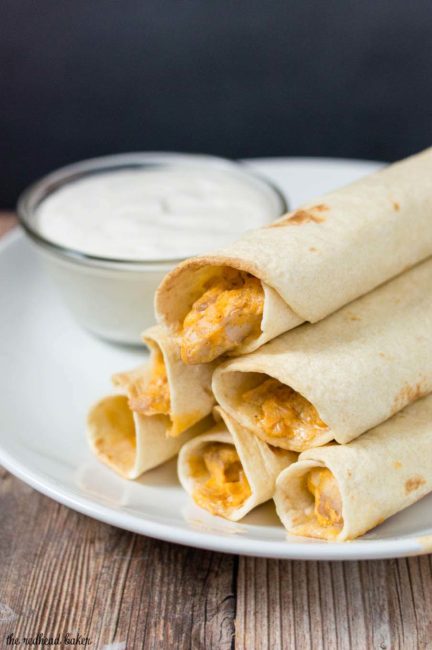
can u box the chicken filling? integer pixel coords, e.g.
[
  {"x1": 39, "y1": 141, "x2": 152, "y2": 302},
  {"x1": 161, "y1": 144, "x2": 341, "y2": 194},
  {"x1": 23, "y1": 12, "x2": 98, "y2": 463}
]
[
  {"x1": 242, "y1": 378, "x2": 328, "y2": 449},
  {"x1": 307, "y1": 467, "x2": 343, "y2": 530},
  {"x1": 190, "y1": 442, "x2": 252, "y2": 516},
  {"x1": 128, "y1": 347, "x2": 170, "y2": 416},
  {"x1": 181, "y1": 269, "x2": 264, "y2": 365}
]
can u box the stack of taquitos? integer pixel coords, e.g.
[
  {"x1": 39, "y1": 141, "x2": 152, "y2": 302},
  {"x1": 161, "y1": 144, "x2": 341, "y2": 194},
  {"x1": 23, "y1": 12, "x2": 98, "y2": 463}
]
[
  {"x1": 156, "y1": 147, "x2": 432, "y2": 364},
  {"x1": 212, "y1": 258, "x2": 432, "y2": 452},
  {"x1": 209, "y1": 258, "x2": 432, "y2": 538},
  {"x1": 87, "y1": 148, "x2": 432, "y2": 540}
]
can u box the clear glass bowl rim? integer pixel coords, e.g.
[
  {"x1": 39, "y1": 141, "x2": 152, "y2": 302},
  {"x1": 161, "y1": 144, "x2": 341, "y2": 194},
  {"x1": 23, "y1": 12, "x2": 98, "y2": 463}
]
[{"x1": 16, "y1": 151, "x2": 288, "y2": 271}]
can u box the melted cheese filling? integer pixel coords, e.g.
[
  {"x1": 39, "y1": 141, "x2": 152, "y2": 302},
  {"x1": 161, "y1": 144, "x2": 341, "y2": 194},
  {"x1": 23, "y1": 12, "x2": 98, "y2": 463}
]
[
  {"x1": 128, "y1": 347, "x2": 170, "y2": 416},
  {"x1": 307, "y1": 467, "x2": 343, "y2": 530},
  {"x1": 243, "y1": 378, "x2": 328, "y2": 449},
  {"x1": 190, "y1": 442, "x2": 251, "y2": 517},
  {"x1": 180, "y1": 269, "x2": 264, "y2": 364}
]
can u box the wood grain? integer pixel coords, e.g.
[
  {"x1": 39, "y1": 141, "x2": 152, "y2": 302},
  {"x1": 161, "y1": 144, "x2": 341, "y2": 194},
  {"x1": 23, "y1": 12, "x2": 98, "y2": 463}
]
[
  {"x1": 235, "y1": 556, "x2": 432, "y2": 649},
  {"x1": 0, "y1": 470, "x2": 236, "y2": 649},
  {"x1": 2, "y1": 213, "x2": 432, "y2": 650}
]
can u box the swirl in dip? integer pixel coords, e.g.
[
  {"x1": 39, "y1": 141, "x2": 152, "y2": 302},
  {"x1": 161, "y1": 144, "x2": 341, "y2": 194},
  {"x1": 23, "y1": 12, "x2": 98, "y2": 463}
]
[{"x1": 35, "y1": 167, "x2": 280, "y2": 261}]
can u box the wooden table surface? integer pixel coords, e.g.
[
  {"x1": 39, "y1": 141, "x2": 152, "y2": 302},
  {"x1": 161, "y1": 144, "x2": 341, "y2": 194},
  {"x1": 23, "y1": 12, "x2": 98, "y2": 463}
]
[{"x1": 1, "y1": 214, "x2": 432, "y2": 650}]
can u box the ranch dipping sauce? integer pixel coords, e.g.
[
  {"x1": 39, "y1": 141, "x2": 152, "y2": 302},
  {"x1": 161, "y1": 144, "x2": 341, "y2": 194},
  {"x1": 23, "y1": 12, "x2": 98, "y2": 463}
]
[
  {"x1": 19, "y1": 153, "x2": 286, "y2": 344},
  {"x1": 36, "y1": 167, "x2": 281, "y2": 261}
]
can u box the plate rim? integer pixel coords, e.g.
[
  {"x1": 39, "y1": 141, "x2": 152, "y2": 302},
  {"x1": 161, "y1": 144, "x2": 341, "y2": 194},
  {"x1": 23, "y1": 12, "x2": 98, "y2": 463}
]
[{"x1": 0, "y1": 434, "x2": 426, "y2": 561}]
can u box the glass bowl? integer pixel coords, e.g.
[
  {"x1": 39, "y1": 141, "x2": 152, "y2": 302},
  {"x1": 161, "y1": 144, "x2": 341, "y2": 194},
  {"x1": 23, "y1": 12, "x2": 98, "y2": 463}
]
[{"x1": 17, "y1": 152, "x2": 287, "y2": 345}]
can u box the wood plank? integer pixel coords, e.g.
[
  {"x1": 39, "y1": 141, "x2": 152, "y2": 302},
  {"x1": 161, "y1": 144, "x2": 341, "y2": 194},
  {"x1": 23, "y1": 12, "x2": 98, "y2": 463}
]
[
  {"x1": 235, "y1": 555, "x2": 432, "y2": 649},
  {"x1": 0, "y1": 471, "x2": 236, "y2": 649}
]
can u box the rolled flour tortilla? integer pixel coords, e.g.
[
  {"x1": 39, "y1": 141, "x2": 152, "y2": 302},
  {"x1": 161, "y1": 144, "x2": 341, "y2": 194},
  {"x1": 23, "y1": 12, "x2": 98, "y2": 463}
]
[
  {"x1": 114, "y1": 324, "x2": 215, "y2": 437},
  {"x1": 87, "y1": 392, "x2": 211, "y2": 479},
  {"x1": 178, "y1": 407, "x2": 296, "y2": 521},
  {"x1": 274, "y1": 394, "x2": 432, "y2": 541},
  {"x1": 212, "y1": 257, "x2": 432, "y2": 452},
  {"x1": 156, "y1": 148, "x2": 432, "y2": 363},
  {"x1": 87, "y1": 324, "x2": 215, "y2": 478}
]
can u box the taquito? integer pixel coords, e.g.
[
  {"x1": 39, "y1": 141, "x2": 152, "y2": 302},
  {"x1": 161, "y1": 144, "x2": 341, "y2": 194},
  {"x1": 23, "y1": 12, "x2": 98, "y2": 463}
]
[
  {"x1": 212, "y1": 258, "x2": 432, "y2": 452},
  {"x1": 178, "y1": 407, "x2": 296, "y2": 521},
  {"x1": 274, "y1": 394, "x2": 432, "y2": 541},
  {"x1": 114, "y1": 325, "x2": 215, "y2": 437},
  {"x1": 87, "y1": 324, "x2": 215, "y2": 478},
  {"x1": 156, "y1": 148, "x2": 432, "y2": 364}
]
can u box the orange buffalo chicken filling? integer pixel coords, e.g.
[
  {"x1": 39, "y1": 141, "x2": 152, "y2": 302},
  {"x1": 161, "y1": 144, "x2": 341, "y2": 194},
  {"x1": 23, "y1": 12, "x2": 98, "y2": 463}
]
[
  {"x1": 305, "y1": 467, "x2": 343, "y2": 535},
  {"x1": 181, "y1": 269, "x2": 264, "y2": 365},
  {"x1": 128, "y1": 347, "x2": 170, "y2": 416},
  {"x1": 243, "y1": 378, "x2": 328, "y2": 450},
  {"x1": 190, "y1": 443, "x2": 251, "y2": 517}
]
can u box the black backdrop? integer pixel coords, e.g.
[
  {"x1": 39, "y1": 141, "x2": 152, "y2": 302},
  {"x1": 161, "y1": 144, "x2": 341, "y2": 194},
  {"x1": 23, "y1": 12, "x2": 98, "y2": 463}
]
[{"x1": 1, "y1": 0, "x2": 432, "y2": 207}]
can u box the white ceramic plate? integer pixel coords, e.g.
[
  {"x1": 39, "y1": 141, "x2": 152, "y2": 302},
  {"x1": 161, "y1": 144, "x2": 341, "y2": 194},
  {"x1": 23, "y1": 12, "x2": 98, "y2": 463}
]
[{"x1": 2, "y1": 157, "x2": 431, "y2": 560}]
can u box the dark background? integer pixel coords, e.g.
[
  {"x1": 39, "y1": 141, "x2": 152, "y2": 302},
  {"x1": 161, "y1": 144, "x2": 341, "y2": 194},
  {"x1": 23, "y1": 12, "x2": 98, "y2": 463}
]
[{"x1": 1, "y1": 0, "x2": 431, "y2": 207}]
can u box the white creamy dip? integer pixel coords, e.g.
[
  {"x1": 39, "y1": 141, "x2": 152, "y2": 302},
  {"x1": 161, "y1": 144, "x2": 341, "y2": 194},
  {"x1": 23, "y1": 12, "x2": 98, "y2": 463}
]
[{"x1": 36, "y1": 167, "x2": 279, "y2": 260}]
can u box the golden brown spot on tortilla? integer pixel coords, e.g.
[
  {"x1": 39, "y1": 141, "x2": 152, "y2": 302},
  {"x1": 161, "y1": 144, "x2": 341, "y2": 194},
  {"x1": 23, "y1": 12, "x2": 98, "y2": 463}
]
[
  {"x1": 346, "y1": 312, "x2": 361, "y2": 321},
  {"x1": 392, "y1": 200, "x2": 400, "y2": 211},
  {"x1": 313, "y1": 204, "x2": 329, "y2": 212},
  {"x1": 392, "y1": 382, "x2": 427, "y2": 414},
  {"x1": 405, "y1": 476, "x2": 426, "y2": 494},
  {"x1": 269, "y1": 207, "x2": 326, "y2": 228},
  {"x1": 393, "y1": 460, "x2": 402, "y2": 469},
  {"x1": 309, "y1": 246, "x2": 318, "y2": 252}
]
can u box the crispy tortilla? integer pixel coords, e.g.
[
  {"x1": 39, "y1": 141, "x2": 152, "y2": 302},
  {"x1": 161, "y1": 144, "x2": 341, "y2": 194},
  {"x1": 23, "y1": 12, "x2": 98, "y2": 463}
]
[
  {"x1": 177, "y1": 407, "x2": 296, "y2": 521},
  {"x1": 213, "y1": 258, "x2": 432, "y2": 451},
  {"x1": 156, "y1": 148, "x2": 432, "y2": 359},
  {"x1": 113, "y1": 325, "x2": 215, "y2": 437},
  {"x1": 274, "y1": 394, "x2": 432, "y2": 541},
  {"x1": 87, "y1": 393, "x2": 209, "y2": 479}
]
